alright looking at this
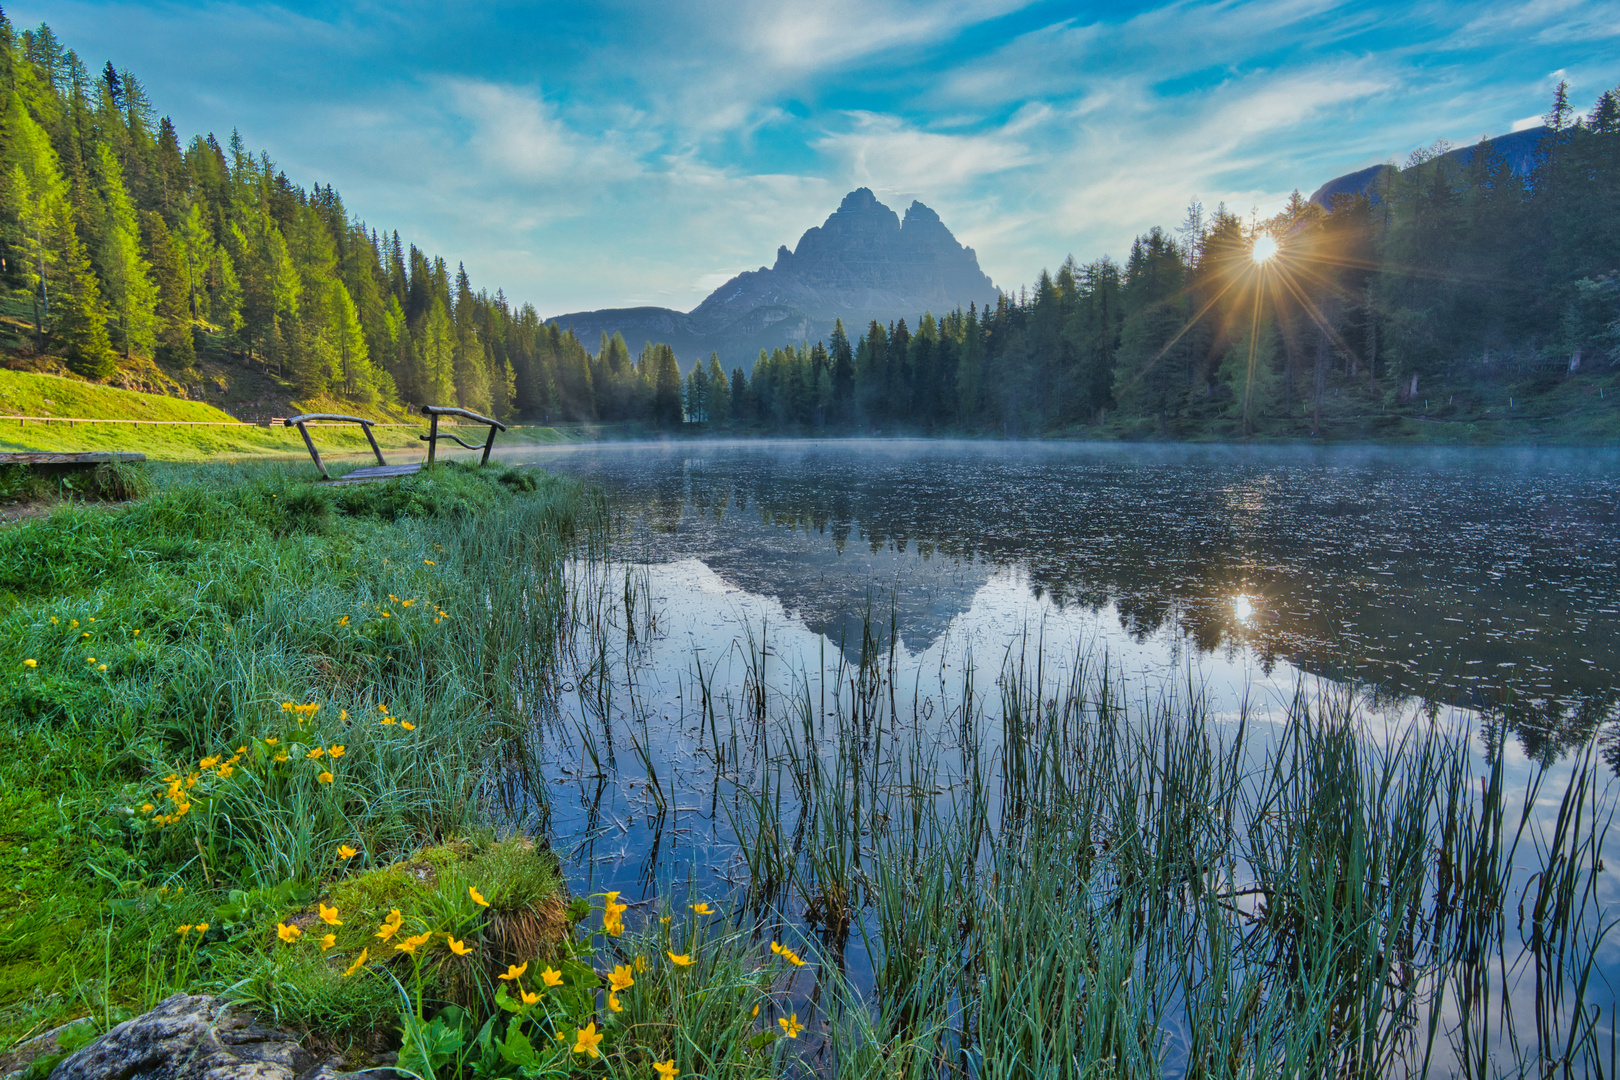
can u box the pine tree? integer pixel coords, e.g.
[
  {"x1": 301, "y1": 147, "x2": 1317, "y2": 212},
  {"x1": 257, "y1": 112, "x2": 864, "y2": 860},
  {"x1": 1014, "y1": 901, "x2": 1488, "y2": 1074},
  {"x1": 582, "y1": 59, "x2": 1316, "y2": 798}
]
[
  {"x1": 140, "y1": 210, "x2": 195, "y2": 367},
  {"x1": 93, "y1": 144, "x2": 158, "y2": 360},
  {"x1": 653, "y1": 344, "x2": 682, "y2": 425}
]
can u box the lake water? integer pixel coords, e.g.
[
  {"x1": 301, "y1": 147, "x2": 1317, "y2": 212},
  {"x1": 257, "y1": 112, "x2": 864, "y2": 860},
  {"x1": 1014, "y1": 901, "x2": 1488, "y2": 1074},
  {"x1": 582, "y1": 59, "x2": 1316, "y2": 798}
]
[{"x1": 498, "y1": 439, "x2": 1620, "y2": 1070}]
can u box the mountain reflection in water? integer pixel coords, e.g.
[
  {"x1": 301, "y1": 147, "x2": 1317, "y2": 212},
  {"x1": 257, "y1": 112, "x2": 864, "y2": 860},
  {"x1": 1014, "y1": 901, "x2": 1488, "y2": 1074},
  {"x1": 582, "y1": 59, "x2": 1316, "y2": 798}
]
[{"x1": 508, "y1": 439, "x2": 1620, "y2": 769}]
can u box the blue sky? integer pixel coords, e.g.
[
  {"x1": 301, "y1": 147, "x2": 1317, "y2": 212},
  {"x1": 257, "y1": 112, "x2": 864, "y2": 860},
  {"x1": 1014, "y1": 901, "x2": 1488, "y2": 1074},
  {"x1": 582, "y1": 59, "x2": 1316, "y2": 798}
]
[{"x1": 19, "y1": 0, "x2": 1620, "y2": 316}]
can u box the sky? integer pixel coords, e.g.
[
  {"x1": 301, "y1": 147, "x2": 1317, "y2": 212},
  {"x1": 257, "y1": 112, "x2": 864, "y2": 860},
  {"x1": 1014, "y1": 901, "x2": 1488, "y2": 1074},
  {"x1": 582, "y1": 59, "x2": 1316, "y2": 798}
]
[{"x1": 17, "y1": 0, "x2": 1620, "y2": 317}]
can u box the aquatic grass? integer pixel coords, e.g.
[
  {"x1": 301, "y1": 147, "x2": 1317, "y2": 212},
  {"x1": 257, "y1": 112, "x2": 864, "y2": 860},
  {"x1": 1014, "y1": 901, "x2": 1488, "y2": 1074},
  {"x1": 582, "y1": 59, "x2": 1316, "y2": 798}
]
[{"x1": 681, "y1": 598, "x2": 1620, "y2": 1079}]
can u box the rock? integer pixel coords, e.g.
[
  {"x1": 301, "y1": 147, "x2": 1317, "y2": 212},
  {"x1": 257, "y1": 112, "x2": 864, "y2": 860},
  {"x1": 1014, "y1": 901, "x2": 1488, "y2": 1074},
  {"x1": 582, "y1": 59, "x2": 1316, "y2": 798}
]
[
  {"x1": 47, "y1": 994, "x2": 318, "y2": 1080},
  {"x1": 548, "y1": 188, "x2": 1001, "y2": 369},
  {"x1": 0, "y1": 1019, "x2": 96, "y2": 1079}
]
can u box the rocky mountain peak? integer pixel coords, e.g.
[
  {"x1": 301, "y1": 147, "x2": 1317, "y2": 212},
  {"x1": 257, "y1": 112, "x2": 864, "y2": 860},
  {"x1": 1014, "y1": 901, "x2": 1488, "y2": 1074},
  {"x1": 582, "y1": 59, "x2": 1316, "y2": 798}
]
[{"x1": 550, "y1": 188, "x2": 1000, "y2": 369}]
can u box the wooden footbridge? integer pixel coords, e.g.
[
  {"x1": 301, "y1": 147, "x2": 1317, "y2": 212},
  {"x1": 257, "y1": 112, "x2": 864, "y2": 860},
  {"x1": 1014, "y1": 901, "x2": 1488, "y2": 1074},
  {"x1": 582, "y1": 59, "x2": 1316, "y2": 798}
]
[{"x1": 284, "y1": 404, "x2": 506, "y2": 483}]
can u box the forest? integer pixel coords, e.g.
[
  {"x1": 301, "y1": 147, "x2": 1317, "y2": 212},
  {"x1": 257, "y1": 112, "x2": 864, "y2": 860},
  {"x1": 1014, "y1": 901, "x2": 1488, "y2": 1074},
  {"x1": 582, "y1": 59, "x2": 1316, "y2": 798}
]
[{"x1": 3, "y1": 11, "x2": 1617, "y2": 437}]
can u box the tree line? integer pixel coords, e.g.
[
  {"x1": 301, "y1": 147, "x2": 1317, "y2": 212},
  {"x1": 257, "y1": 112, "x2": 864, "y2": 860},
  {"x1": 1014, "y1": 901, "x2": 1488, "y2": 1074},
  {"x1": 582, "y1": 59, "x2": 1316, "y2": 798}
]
[{"x1": 4, "y1": 13, "x2": 1615, "y2": 436}]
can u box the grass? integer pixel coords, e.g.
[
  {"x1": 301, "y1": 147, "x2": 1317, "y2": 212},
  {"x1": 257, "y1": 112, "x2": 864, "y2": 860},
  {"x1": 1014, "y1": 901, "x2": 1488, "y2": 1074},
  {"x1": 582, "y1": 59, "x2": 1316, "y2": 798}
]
[
  {"x1": 0, "y1": 368, "x2": 581, "y2": 462},
  {"x1": 0, "y1": 460, "x2": 594, "y2": 1054}
]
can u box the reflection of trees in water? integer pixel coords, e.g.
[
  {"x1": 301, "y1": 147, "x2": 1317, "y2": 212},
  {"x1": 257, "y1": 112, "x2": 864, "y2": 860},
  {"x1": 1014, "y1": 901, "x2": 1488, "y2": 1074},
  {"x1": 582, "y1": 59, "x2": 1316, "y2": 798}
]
[{"x1": 580, "y1": 449, "x2": 1620, "y2": 771}]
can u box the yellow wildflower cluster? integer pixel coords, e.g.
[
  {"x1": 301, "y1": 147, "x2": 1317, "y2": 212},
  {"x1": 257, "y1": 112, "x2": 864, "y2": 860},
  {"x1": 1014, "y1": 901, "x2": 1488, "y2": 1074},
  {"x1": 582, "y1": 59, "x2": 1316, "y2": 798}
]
[
  {"x1": 281, "y1": 701, "x2": 321, "y2": 722},
  {"x1": 602, "y1": 891, "x2": 628, "y2": 937}
]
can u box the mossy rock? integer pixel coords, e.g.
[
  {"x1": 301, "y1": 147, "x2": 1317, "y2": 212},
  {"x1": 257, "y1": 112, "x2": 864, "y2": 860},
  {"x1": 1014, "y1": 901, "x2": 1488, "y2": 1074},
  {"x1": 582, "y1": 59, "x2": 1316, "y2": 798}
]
[{"x1": 219, "y1": 837, "x2": 569, "y2": 1042}]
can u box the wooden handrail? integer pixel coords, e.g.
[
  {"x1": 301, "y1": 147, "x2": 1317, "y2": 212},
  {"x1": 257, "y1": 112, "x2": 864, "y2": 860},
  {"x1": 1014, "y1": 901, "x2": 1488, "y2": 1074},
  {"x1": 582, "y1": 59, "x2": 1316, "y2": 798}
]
[
  {"x1": 283, "y1": 413, "x2": 386, "y2": 479},
  {"x1": 420, "y1": 404, "x2": 505, "y2": 465}
]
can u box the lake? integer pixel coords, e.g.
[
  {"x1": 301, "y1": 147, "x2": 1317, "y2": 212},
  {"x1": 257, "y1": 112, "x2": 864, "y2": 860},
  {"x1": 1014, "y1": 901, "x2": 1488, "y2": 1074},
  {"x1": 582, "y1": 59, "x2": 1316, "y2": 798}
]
[{"x1": 499, "y1": 439, "x2": 1620, "y2": 1074}]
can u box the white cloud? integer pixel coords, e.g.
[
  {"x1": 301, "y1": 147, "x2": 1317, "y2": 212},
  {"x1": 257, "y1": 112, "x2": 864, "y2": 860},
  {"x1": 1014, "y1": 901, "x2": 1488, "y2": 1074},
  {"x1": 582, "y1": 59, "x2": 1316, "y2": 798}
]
[{"x1": 439, "y1": 79, "x2": 649, "y2": 185}]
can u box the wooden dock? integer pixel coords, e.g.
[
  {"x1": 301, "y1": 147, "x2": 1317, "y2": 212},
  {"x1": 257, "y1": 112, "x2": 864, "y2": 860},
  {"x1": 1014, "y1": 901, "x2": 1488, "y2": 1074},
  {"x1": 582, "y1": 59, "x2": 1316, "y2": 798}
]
[{"x1": 0, "y1": 451, "x2": 146, "y2": 465}]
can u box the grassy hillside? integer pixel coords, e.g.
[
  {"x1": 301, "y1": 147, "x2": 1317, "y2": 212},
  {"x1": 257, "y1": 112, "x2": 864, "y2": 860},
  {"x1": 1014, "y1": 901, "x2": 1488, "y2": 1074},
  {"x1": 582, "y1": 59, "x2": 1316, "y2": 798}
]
[{"x1": 0, "y1": 370, "x2": 576, "y2": 462}]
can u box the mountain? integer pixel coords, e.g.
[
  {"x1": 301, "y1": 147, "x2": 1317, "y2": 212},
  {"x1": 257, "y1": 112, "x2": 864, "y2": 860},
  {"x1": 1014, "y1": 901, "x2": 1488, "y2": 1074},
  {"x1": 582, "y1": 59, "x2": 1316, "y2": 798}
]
[
  {"x1": 548, "y1": 188, "x2": 1000, "y2": 369},
  {"x1": 1309, "y1": 126, "x2": 1549, "y2": 207}
]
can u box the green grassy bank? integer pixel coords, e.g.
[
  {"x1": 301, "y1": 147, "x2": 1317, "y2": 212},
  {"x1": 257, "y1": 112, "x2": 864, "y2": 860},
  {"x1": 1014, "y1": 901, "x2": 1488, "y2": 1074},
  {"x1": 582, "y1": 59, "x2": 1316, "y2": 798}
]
[
  {"x1": 0, "y1": 463, "x2": 588, "y2": 1057},
  {"x1": 0, "y1": 462, "x2": 836, "y2": 1080},
  {"x1": 0, "y1": 370, "x2": 578, "y2": 463}
]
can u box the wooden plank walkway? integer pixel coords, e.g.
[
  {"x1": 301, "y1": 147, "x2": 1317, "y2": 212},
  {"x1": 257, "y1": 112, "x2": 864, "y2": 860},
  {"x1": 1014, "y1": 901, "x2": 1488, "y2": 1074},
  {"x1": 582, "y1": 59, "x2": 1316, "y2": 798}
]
[
  {"x1": 0, "y1": 451, "x2": 146, "y2": 464},
  {"x1": 327, "y1": 464, "x2": 423, "y2": 485}
]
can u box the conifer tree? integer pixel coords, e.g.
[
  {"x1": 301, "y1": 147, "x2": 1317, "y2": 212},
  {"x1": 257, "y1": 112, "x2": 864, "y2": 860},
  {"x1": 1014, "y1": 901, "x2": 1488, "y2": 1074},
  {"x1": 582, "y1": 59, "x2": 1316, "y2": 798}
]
[{"x1": 140, "y1": 210, "x2": 195, "y2": 367}]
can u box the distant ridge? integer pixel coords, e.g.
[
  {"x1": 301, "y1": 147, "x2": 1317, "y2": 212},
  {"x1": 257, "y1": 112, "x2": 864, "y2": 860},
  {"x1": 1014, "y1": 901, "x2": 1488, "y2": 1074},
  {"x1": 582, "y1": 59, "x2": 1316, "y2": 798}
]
[
  {"x1": 1309, "y1": 126, "x2": 1550, "y2": 207},
  {"x1": 549, "y1": 189, "x2": 999, "y2": 368}
]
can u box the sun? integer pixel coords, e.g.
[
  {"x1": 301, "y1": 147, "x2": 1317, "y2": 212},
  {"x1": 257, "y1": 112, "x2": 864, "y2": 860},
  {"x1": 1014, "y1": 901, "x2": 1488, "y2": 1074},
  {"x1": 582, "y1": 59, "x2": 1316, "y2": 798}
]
[{"x1": 1251, "y1": 235, "x2": 1279, "y2": 264}]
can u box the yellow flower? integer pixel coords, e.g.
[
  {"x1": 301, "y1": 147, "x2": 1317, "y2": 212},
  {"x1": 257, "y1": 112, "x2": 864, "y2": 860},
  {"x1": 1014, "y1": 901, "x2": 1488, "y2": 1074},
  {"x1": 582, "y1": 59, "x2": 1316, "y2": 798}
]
[
  {"x1": 319, "y1": 903, "x2": 342, "y2": 926},
  {"x1": 216, "y1": 764, "x2": 234, "y2": 780},
  {"x1": 195, "y1": 923, "x2": 208, "y2": 934},
  {"x1": 660, "y1": 915, "x2": 671, "y2": 925},
  {"x1": 379, "y1": 704, "x2": 390, "y2": 712},
  {"x1": 81, "y1": 632, "x2": 90, "y2": 639},
  {"x1": 140, "y1": 803, "x2": 154, "y2": 813},
  {"x1": 274, "y1": 752, "x2": 289, "y2": 763},
  {"x1": 635, "y1": 954, "x2": 647, "y2": 973},
  {"x1": 276, "y1": 922, "x2": 302, "y2": 943},
  {"x1": 85, "y1": 656, "x2": 96, "y2": 664},
  {"x1": 199, "y1": 755, "x2": 220, "y2": 770},
  {"x1": 176, "y1": 924, "x2": 193, "y2": 936},
  {"x1": 400, "y1": 721, "x2": 416, "y2": 731},
  {"x1": 447, "y1": 936, "x2": 471, "y2": 956},
  {"x1": 375, "y1": 911, "x2": 403, "y2": 941},
  {"x1": 343, "y1": 948, "x2": 369, "y2": 976},
  {"x1": 770, "y1": 941, "x2": 783, "y2": 955},
  {"x1": 327, "y1": 745, "x2": 345, "y2": 758},
  {"x1": 608, "y1": 991, "x2": 623, "y2": 1013},
  {"x1": 338, "y1": 615, "x2": 350, "y2": 627},
  {"x1": 402, "y1": 599, "x2": 414, "y2": 607},
  {"x1": 381, "y1": 612, "x2": 391, "y2": 618},
  {"x1": 541, "y1": 966, "x2": 563, "y2": 987},
  {"x1": 690, "y1": 902, "x2": 713, "y2": 915},
  {"x1": 133, "y1": 628, "x2": 140, "y2": 636},
  {"x1": 317, "y1": 771, "x2": 334, "y2": 784},
  {"x1": 603, "y1": 915, "x2": 624, "y2": 937},
  {"x1": 751, "y1": 1003, "x2": 759, "y2": 1017},
  {"x1": 779, "y1": 1013, "x2": 803, "y2": 1038},
  {"x1": 571, "y1": 1022, "x2": 604, "y2": 1058},
  {"x1": 339, "y1": 709, "x2": 348, "y2": 722},
  {"x1": 380, "y1": 717, "x2": 396, "y2": 726},
  {"x1": 654, "y1": 1060, "x2": 678, "y2": 1080},
  {"x1": 469, "y1": 885, "x2": 490, "y2": 908},
  {"x1": 424, "y1": 559, "x2": 435, "y2": 565},
  {"x1": 306, "y1": 746, "x2": 325, "y2": 760},
  {"x1": 282, "y1": 702, "x2": 294, "y2": 712},
  {"x1": 70, "y1": 619, "x2": 78, "y2": 628},
  {"x1": 49, "y1": 616, "x2": 57, "y2": 625},
  {"x1": 608, "y1": 964, "x2": 634, "y2": 991},
  {"x1": 265, "y1": 737, "x2": 279, "y2": 746},
  {"x1": 21, "y1": 659, "x2": 36, "y2": 668},
  {"x1": 388, "y1": 594, "x2": 399, "y2": 603},
  {"x1": 666, "y1": 951, "x2": 692, "y2": 967},
  {"x1": 395, "y1": 931, "x2": 432, "y2": 955},
  {"x1": 498, "y1": 962, "x2": 528, "y2": 982},
  {"x1": 320, "y1": 933, "x2": 336, "y2": 951},
  {"x1": 337, "y1": 844, "x2": 358, "y2": 860},
  {"x1": 97, "y1": 664, "x2": 107, "y2": 672},
  {"x1": 521, "y1": 988, "x2": 540, "y2": 1005}
]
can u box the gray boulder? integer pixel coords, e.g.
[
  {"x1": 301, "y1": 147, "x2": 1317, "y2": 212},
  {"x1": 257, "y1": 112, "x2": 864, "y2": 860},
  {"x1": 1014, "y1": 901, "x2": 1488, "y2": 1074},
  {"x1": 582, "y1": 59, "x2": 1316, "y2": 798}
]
[{"x1": 47, "y1": 994, "x2": 315, "y2": 1080}]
